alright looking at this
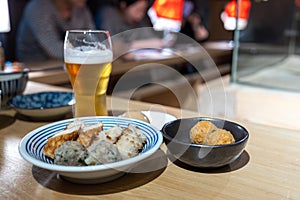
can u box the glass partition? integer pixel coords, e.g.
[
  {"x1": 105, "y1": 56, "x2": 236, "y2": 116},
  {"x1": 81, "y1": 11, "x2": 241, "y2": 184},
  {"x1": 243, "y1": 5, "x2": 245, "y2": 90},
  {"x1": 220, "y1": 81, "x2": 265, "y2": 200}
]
[{"x1": 231, "y1": 0, "x2": 300, "y2": 91}]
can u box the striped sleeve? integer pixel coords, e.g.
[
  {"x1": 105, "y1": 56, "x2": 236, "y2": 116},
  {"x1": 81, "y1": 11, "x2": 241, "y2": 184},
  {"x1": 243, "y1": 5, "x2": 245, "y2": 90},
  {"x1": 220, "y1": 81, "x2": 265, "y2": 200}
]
[{"x1": 25, "y1": 3, "x2": 64, "y2": 59}]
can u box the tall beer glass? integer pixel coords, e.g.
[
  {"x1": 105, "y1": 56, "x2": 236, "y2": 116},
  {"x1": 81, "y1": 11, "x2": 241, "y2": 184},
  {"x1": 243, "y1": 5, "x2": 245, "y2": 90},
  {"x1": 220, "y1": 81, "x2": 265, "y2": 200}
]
[{"x1": 64, "y1": 30, "x2": 113, "y2": 117}]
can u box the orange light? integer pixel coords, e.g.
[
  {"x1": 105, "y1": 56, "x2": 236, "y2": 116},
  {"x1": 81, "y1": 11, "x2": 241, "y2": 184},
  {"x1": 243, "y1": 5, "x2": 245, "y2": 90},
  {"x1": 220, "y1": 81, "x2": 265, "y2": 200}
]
[
  {"x1": 152, "y1": 0, "x2": 184, "y2": 21},
  {"x1": 225, "y1": 0, "x2": 251, "y2": 20}
]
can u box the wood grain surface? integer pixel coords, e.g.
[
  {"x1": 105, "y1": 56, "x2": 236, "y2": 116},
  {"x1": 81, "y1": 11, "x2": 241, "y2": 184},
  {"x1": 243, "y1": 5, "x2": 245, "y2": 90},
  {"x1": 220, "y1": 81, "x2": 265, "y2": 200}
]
[{"x1": 0, "y1": 82, "x2": 299, "y2": 200}]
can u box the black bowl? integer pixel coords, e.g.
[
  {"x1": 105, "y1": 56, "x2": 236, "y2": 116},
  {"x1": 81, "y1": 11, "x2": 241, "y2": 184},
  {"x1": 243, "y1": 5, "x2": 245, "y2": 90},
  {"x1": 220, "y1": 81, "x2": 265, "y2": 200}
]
[
  {"x1": 0, "y1": 66, "x2": 28, "y2": 108},
  {"x1": 161, "y1": 117, "x2": 249, "y2": 168}
]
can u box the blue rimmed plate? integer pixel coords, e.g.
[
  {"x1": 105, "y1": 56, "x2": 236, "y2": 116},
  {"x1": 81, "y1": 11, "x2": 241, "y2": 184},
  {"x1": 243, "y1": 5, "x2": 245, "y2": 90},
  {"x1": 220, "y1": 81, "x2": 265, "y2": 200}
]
[
  {"x1": 8, "y1": 91, "x2": 74, "y2": 120},
  {"x1": 18, "y1": 116, "x2": 163, "y2": 184}
]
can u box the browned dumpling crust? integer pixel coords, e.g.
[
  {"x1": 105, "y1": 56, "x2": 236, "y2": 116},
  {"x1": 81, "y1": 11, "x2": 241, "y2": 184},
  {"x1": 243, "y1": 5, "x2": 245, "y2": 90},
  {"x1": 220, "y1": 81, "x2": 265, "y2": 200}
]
[
  {"x1": 77, "y1": 122, "x2": 103, "y2": 148},
  {"x1": 190, "y1": 120, "x2": 235, "y2": 145},
  {"x1": 42, "y1": 119, "x2": 147, "y2": 166},
  {"x1": 43, "y1": 126, "x2": 80, "y2": 158},
  {"x1": 116, "y1": 124, "x2": 147, "y2": 159}
]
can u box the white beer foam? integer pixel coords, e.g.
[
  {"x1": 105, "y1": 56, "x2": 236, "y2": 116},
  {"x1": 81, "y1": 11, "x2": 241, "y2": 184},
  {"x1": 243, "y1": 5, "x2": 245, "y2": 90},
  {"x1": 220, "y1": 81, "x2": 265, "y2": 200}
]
[{"x1": 65, "y1": 48, "x2": 113, "y2": 64}]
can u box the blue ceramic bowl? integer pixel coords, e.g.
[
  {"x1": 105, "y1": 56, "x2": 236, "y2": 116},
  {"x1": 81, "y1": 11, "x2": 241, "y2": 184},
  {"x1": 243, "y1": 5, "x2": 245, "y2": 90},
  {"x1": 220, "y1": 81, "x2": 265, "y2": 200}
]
[
  {"x1": 9, "y1": 91, "x2": 74, "y2": 120},
  {"x1": 161, "y1": 117, "x2": 249, "y2": 168}
]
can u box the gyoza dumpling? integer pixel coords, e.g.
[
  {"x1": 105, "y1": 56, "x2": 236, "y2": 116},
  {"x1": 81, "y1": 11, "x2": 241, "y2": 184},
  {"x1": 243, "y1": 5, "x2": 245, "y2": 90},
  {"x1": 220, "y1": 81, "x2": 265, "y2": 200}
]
[
  {"x1": 77, "y1": 122, "x2": 103, "y2": 148},
  {"x1": 43, "y1": 125, "x2": 80, "y2": 159},
  {"x1": 85, "y1": 140, "x2": 122, "y2": 165},
  {"x1": 92, "y1": 125, "x2": 123, "y2": 144},
  {"x1": 116, "y1": 124, "x2": 147, "y2": 159},
  {"x1": 65, "y1": 119, "x2": 86, "y2": 130},
  {"x1": 54, "y1": 141, "x2": 87, "y2": 166}
]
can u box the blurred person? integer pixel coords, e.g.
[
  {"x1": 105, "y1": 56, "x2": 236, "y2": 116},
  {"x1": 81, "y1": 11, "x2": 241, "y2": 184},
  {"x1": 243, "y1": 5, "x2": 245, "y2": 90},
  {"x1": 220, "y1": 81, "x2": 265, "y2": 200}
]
[
  {"x1": 87, "y1": 0, "x2": 113, "y2": 18},
  {"x1": 16, "y1": 0, "x2": 95, "y2": 63},
  {"x1": 95, "y1": 0, "x2": 165, "y2": 59},
  {"x1": 181, "y1": 0, "x2": 209, "y2": 42},
  {"x1": 96, "y1": 0, "x2": 152, "y2": 36}
]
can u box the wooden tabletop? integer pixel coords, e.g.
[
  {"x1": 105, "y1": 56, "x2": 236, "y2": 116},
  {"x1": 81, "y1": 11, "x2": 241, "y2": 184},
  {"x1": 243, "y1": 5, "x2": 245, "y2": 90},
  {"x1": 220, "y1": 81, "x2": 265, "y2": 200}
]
[
  {"x1": 0, "y1": 82, "x2": 299, "y2": 199},
  {"x1": 26, "y1": 46, "x2": 232, "y2": 86}
]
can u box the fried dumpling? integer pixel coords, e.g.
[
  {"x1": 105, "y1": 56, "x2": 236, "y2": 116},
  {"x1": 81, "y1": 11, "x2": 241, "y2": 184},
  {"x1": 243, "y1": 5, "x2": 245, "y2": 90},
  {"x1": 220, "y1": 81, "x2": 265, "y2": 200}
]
[
  {"x1": 77, "y1": 122, "x2": 103, "y2": 148},
  {"x1": 116, "y1": 124, "x2": 147, "y2": 159},
  {"x1": 43, "y1": 125, "x2": 80, "y2": 158},
  {"x1": 54, "y1": 141, "x2": 87, "y2": 166},
  {"x1": 85, "y1": 140, "x2": 122, "y2": 165}
]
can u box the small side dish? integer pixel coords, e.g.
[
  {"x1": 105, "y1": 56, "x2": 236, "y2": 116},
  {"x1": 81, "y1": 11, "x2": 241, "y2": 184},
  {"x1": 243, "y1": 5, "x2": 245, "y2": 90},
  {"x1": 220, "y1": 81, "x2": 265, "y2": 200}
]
[
  {"x1": 190, "y1": 120, "x2": 235, "y2": 145},
  {"x1": 161, "y1": 117, "x2": 249, "y2": 168},
  {"x1": 8, "y1": 91, "x2": 74, "y2": 120},
  {"x1": 43, "y1": 119, "x2": 147, "y2": 166}
]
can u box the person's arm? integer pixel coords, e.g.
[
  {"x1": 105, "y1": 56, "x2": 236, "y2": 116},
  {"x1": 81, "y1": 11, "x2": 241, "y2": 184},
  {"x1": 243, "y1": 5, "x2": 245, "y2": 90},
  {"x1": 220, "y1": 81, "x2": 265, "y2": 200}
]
[
  {"x1": 80, "y1": 6, "x2": 96, "y2": 29},
  {"x1": 100, "y1": 6, "x2": 121, "y2": 37},
  {"x1": 26, "y1": 5, "x2": 64, "y2": 59},
  {"x1": 187, "y1": 13, "x2": 209, "y2": 41}
]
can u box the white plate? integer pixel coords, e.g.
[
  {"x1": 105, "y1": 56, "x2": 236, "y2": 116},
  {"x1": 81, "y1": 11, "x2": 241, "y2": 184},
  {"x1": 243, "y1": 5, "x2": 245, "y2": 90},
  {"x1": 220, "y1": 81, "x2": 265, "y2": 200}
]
[
  {"x1": 18, "y1": 116, "x2": 163, "y2": 184},
  {"x1": 141, "y1": 111, "x2": 177, "y2": 130},
  {"x1": 132, "y1": 49, "x2": 173, "y2": 60}
]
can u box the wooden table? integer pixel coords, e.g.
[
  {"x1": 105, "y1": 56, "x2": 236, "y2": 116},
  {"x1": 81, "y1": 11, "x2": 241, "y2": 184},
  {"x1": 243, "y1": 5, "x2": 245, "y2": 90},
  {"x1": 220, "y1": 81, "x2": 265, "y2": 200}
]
[
  {"x1": 26, "y1": 47, "x2": 232, "y2": 108},
  {"x1": 1, "y1": 82, "x2": 299, "y2": 199},
  {"x1": 27, "y1": 47, "x2": 232, "y2": 87}
]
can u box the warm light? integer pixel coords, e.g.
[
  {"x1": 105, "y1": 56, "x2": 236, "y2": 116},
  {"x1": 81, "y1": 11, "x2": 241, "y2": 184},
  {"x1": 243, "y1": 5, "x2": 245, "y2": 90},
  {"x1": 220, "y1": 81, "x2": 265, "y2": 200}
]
[
  {"x1": 0, "y1": 0, "x2": 11, "y2": 32},
  {"x1": 220, "y1": 0, "x2": 251, "y2": 30},
  {"x1": 148, "y1": 0, "x2": 184, "y2": 32}
]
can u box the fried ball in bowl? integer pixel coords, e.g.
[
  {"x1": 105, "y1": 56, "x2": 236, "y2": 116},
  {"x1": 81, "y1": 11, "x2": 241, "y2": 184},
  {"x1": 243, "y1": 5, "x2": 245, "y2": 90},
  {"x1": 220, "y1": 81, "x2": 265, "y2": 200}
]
[{"x1": 162, "y1": 117, "x2": 249, "y2": 168}]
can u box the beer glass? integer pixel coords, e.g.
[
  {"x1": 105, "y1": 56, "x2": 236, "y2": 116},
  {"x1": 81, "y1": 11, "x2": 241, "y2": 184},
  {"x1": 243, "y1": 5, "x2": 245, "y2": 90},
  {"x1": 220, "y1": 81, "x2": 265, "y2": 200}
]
[{"x1": 64, "y1": 30, "x2": 113, "y2": 117}]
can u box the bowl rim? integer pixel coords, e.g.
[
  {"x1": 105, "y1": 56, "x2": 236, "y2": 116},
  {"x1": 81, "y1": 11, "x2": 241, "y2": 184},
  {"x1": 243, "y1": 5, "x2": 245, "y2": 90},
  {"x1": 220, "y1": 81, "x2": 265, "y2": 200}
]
[
  {"x1": 8, "y1": 91, "x2": 75, "y2": 110},
  {"x1": 18, "y1": 116, "x2": 163, "y2": 173},
  {"x1": 0, "y1": 68, "x2": 29, "y2": 75},
  {"x1": 161, "y1": 117, "x2": 249, "y2": 148}
]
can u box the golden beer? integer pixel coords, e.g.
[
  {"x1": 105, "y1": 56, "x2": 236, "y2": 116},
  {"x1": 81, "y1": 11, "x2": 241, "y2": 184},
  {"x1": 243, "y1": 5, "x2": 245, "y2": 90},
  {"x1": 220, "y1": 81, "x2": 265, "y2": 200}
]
[
  {"x1": 65, "y1": 61, "x2": 112, "y2": 117},
  {"x1": 64, "y1": 30, "x2": 113, "y2": 117}
]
